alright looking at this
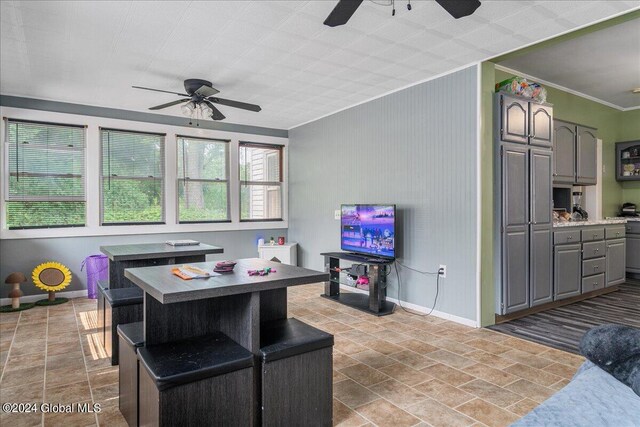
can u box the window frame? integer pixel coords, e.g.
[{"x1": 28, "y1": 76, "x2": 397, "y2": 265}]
[
  {"x1": 238, "y1": 141, "x2": 284, "y2": 222},
  {"x1": 3, "y1": 118, "x2": 87, "y2": 230},
  {"x1": 176, "y1": 134, "x2": 231, "y2": 224},
  {"x1": 99, "y1": 127, "x2": 166, "y2": 226}
]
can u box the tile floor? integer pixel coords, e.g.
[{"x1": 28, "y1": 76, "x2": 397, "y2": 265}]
[{"x1": 0, "y1": 284, "x2": 585, "y2": 427}]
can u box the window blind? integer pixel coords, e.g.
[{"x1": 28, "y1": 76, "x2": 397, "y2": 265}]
[
  {"x1": 100, "y1": 128, "x2": 165, "y2": 225},
  {"x1": 239, "y1": 142, "x2": 283, "y2": 221},
  {"x1": 177, "y1": 136, "x2": 230, "y2": 223},
  {"x1": 5, "y1": 119, "x2": 86, "y2": 229}
]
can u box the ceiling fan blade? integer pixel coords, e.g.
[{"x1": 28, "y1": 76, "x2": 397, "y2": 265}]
[
  {"x1": 204, "y1": 101, "x2": 226, "y2": 121},
  {"x1": 435, "y1": 0, "x2": 481, "y2": 19},
  {"x1": 208, "y1": 97, "x2": 261, "y2": 112},
  {"x1": 132, "y1": 85, "x2": 190, "y2": 97},
  {"x1": 148, "y1": 99, "x2": 190, "y2": 110},
  {"x1": 324, "y1": 0, "x2": 364, "y2": 27},
  {"x1": 194, "y1": 85, "x2": 219, "y2": 97}
]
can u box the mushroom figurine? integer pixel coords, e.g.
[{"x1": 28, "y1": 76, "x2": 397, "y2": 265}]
[{"x1": 5, "y1": 272, "x2": 26, "y2": 309}]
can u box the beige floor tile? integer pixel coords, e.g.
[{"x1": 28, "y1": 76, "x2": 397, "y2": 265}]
[
  {"x1": 421, "y1": 363, "x2": 475, "y2": 387},
  {"x1": 504, "y1": 379, "x2": 555, "y2": 403},
  {"x1": 92, "y1": 382, "x2": 119, "y2": 407},
  {"x1": 388, "y1": 350, "x2": 435, "y2": 370},
  {"x1": 397, "y1": 339, "x2": 438, "y2": 355},
  {"x1": 465, "y1": 339, "x2": 511, "y2": 355},
  {"x1": 456, "y1": 398, "x2": 520, "y2": 427},
  {"x1": 355, "y1": 399, "x2": 420, "y2": 427},
  {"x1": 407, "y1": 398, "x2": 475, "y2": 427},
  {"x1": 459, "y1": 379, "x2": 523, "y2": 408},
  {"x1": 4, "y1": 351, "x2": 46, "y2": 371},
  {"x1": 500, "y1": 349, "x2": 554, "y2": 369},
  {"x1": 1, "y1": 364, "x2": 45, "y2": 388},
  {"x1": 502, "y1": 338, "x2": 548, "y2": 355},
  {"x1": 378, "y1": 363, "x2": 431, "y2": 387},
  {"x1": 0, "y1": 411, "x2": 43, "y2": 427},
  {"x1": 87, "y1": 367, "x2": 118, "y2": 389},
  {"x1": 543, "y1": 362, "x2": 578, "y2": 379},
  {"x1": 362, "y1": 339, "x2": 404, "y2": 356},
  {"x1": 338, "y1": 330, "x2": 375, "y2": 344},
  {"x1": 549, "y1": 378, "x2": 571, "y2": 391},
  {"x1": 321, "y1": 321, "x2": 354, "y2": 334},
  {"x1": 426, "y1": 350, "x2": 475, "y2": 370},
  {"x1": 335, "y1": 337, "x2": 369, "y2": 355},
  {"x1": 462, "y1": 363, "x2": 519, "y2": 387},
  {"x1": 43, "y1": 400, "x2": 97, "y2": 427},
  {"x1": 46, "y1": 364, "x2": 89, "y2": 388},
  {"x1": 351, "y1": 350, "x2": 395, "y2": 369},
  {"x1": 333, "y1": 398, "x2": 368, "y2": 427},
  {"x1": 465, "y1": 350, "x2": 515, "y2": 370},
  {"x1": 45, "y1": 379, "x2": 92, "y2": 403},
  {"x1": 96, "y1": 404, "x2": 128, "y2": 427},
  {"x1": 369, "y1": 379, "x2": 427, "y2": 409},
  {"x1": 0, "y1": 381, "x2": 44, "y2": 403},
  {"x1": 506, "y1": 398, "x2": 539, "y2": 417},
  {"x1": 412, "y1": 378, "x2": 474, "y2": 408},
  {"x1": 339, "y1": 363, "x2": 389, "y2": 387},
  {"x1": 334, "y1": 379, "x2": 380, "y2": 409},
  {"x1": 503, "y1": 363, "x2": 563, "y2": 387},
  {"x1": 334, "y1": 352, "x2": 359, "y2": 370}
]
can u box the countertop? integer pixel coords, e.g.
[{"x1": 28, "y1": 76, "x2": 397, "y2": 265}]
[
  {"x1": 553, "y1": 219, "x2": 627, "y2": 228},
  {"x1": 124, "y1": 258, "x2": 328, "y2": 304},
  {"x1": 606, "y1": 217, "x2": 640, "y2": 222}
]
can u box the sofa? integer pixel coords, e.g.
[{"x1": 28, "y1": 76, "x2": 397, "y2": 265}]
[{"x1": 513, "y1": 325, "x2": 640, "y2": 427}]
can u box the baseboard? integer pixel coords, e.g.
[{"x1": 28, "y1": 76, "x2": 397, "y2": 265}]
[
  {"x1": 338, "y1": 284, "x2": 478, "y2": 328},
  {"x1": 1, "y1": 290, "x2": 90, "y2": 306}
]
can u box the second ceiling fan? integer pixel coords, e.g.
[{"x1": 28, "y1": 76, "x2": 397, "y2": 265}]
[{"x1": 324, "y1": 0, "x2": 482, "y2": 27}]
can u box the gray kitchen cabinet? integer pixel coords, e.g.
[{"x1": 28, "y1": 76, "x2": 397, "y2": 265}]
[
  {"x1": 499, "y1": 95, "x2": 529, "y2": 144},
  {"x1": 530, "y1": 149, "x2": 553, "y2": 306},
  {"x1": 501, "y1": 144, "x2": 530, "y2": 313},
  {"x1": 529, "y1": 104, "x2": 553, "y2": 148},
  {"x1": 576, "y1": 126, "x2": 598, "y2": 185},
  {"x1": 554, "y1": 243, "x2": 582, "y2": 300},
  {"x1": 605, "y1": 239, "x2": 626, "y2": 286},
  {"x1": 553, "y1": 120, "x2": 576, "y2": 184},
  {"x1": 625, "y1": 223, "x2": 640, "y2": 275}
]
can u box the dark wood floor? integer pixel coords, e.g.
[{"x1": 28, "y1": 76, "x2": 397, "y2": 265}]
[{"x1": 489, "y1": 281, "x2": 640, "y2": 354}]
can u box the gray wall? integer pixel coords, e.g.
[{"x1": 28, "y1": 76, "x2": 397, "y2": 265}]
[
  {"x1": 288, "y1": 66, "x2": 478, "y2": 322},
  {"x1": 0, "y1": 229, "x2": 286, "y2": 297}
]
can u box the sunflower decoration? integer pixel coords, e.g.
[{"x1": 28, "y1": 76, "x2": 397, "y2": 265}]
[{"x1": 32, "y1": 262, "x2": 72, "y2": 306}]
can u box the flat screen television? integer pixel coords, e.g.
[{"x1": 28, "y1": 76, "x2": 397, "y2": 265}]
[{"x1": 341, "y1": 204, "x2": 396, "y2": 259}]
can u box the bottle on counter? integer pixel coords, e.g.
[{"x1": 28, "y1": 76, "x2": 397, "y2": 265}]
[{"x1": 270, "y1": 237, "x2": 275, "y2": 246}]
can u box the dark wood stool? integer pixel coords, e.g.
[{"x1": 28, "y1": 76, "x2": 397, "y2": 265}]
[
  {"x1": 260, "y1": 318, "x2": 334, "y2": 427},
  {"x1": 117, "y1": 322, "x2": 144, "y2": 427},
  {"x1": 97, "y1": 280, "x2": 109, "y2": 347},
  {"x1": 103, "y1": 287, "x2": 143, "y2": 365},
  {"x1": 137, "y1": 332, "x2": 254, "y2": 427}
]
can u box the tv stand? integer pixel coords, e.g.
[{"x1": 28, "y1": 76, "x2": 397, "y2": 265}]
[{"x1": 320, "y1": 252, "x2": 395, "y2": 316}]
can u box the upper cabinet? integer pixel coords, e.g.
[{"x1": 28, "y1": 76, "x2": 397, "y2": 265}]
[
  {"x1": 553, "y1": 120, "x2": 598, "y2": 186},
  {"x1": 497, "y1": 94, "x2": 553, "y2": 148},
  {"x1": 615, "y1": 140, "x2": 640, "y2": 181}
]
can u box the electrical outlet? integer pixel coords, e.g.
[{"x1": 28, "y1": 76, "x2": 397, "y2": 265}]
[
  {"x1": 334, "y1": 210, "x2": 341, "y2": 220},
  {"x1": 438, "y1": 265, "x2": 446, "y2": 279}
]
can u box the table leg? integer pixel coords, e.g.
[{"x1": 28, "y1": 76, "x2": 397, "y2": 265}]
[{"x1": 324, "y1": 256, "x2": 339, "y2": 296}]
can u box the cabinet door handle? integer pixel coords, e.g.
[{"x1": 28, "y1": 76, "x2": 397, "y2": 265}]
[
  {"x1": 594, "y1": 266, "x2": 599, "y2": 269},
  {"x1": 568, "y1": 236, "x2": 573, "y2": 240},
  {"x1": 595, "y1": 248, "x2": 599, "y2": 252},
  {"x1": 593, "y1": 234, "x2": 598, "y2": 238}
]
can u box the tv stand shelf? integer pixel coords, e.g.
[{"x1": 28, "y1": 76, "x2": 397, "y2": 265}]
[{"x1": 320, "y1": 252, "x2": 395, "y2": 316}]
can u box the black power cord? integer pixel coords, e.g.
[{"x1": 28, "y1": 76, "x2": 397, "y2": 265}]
[{"x1": 394, "y1": 260, "x2": 441, "y2": 317}]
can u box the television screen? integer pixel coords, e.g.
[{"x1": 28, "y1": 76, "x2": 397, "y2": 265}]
[{"x1": 341, "y1": 204, "x2": 396, "y2": 259}]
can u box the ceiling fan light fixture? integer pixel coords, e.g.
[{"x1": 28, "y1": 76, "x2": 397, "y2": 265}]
[
  {"x1": 181, "y1": 101, "x2": 196, "y2": 116},
  {"x1": 200, "y1": 103, "x2": 213, "y2": 117}
]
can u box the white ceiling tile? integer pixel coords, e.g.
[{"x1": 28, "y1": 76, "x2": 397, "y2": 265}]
[{"x1": 1, "y1": 0, "x2": 637, "y2": 129}]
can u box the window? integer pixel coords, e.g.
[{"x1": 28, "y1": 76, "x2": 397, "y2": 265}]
[
  {"x1": 177, "y1": 136, "x2": 230, "y2": 223},
  {"x1": 239, "y1": 142, "x2": 283, "y2": 221},
  {"x1": 101, "y1": 129, "x2": 164, "y2": 225},
  {"x1": 4, "y1": 119, "x2": 85, "y2": 229}
]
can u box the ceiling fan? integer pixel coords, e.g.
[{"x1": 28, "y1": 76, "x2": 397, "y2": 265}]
[
  {"x1": 132, "y1": 79, "x2": 261, "y2": 121},
  {"x1": 324, "y1": 0, "x2": 481, "y2": 27}
]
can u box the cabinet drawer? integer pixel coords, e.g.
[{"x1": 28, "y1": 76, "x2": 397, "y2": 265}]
[
  {"x1": 582, "y1": 257, "x2": 605, "y2": 277},
  {"x1": 605, "y1": 226, "x2": 625, "y2": 240},
  {"x1": 582, "y1": 241, "x2": 605, "y2": 259},
  {"x1": 626, "y1": 222, "x2": 640, "y2": 235},
  {"x1": 582, "y1": 228, "x2": 605, "y2": 242},
  {"x1": 582, "y1": 274, "x2": 605, "y2": 293},
  {"x1": 554, "y1": 229, "x2": 581, "y2": 245}
]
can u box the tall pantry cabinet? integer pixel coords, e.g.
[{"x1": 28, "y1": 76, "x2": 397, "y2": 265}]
[{"x1": 496, "y1": 93, "x2": 554, "y2": 315}]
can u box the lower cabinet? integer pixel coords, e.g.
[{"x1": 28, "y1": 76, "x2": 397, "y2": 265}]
[
  {"x1": 553, "y1": 243, "x2": 582, "y2": 300},
  {"x1": 626, "y1": 230, "x2": 640, "y2": 275},
  {"x1": 530, "y1": 227, "x2": 553, "y2": 306},
  {"x1": 606, "y1": 239, "x2": 626, "y2": 286}
]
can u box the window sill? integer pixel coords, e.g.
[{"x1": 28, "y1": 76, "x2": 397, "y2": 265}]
[{"x1": 0, "y1": 220, "x2": 288, "y2": 240}]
